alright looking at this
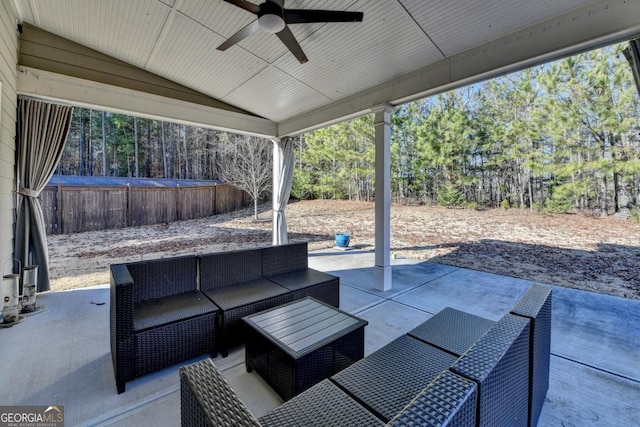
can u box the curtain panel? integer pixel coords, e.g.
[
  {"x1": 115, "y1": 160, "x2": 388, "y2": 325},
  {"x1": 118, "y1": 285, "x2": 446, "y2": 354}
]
[
  {"x1": 15, "y1": 98, "x2": 73, "y2": 291},
  {"x1": 272, "y1": 137, "x2": 295, "y2": 245}
]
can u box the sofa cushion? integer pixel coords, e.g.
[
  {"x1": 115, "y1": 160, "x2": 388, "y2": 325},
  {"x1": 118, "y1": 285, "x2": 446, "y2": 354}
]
[
  {"x1": 203, "y1": 278, "x2": 289, "y2": 311},
  {"x1": 264, "y1": 268, "x2": 336, "y2": 291},
  {"x1": 408, "y1": 307, "x2": 494, "y2": 357},
  {"x1": 332, "y1": 335, "x2": 457, "y2": 422},
  {"x1": 134, "y1": 291, "x2": 218, "y2": 332}
]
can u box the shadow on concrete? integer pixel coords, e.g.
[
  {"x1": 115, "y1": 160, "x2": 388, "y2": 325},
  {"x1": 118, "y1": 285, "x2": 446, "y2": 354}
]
[{"x1": 397, "y1": 239, "x2": 640, "y2": 300}]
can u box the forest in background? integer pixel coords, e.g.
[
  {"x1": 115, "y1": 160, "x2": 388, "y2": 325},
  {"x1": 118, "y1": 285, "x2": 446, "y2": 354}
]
[{"x1": 58, "y1": 43, "x2": 640, "y2": 217}]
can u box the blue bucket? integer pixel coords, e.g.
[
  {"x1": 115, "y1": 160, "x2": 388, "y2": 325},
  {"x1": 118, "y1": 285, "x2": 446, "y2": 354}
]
[{"x1": 335, "y1": 233, "x2": 351, "y2": 248}]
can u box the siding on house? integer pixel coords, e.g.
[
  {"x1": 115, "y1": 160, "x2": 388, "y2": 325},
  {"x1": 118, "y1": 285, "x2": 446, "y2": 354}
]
[{"x1": 0, "y1": 2, "x2": 18, "y2": 279}]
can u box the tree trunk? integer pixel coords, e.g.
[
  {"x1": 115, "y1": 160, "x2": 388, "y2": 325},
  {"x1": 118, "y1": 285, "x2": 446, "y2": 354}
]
[
  {"x1": 182, "y1": 124, "x2": 189, "y2": 180},
  {"x1": 600, "y1": 174, "x2": 608, "y2": 216},
  {"x1": 101, "y1": 111, "x2": 107, "y2": 176},
  {"x1": 79, "y1": 109, "x2": 86, "y2": 175},
  {"x1": 528, "y1": 175, "x2": 534, "y2": 210},
  {"x1": 161, "y1": 122, "x2": 168, "y2": 178},
  {"x1": 146, "y1": 120, "x2": 152, "y2": 177},
  {"x1": 113, "y1": 143, "x2": 118, "y2": 177},
  {"x1": 168, "y1": 123, "x2": 175, "y2": 178},
  {"x1": 611, "y1": 134, "x2": 621, "y2": 213},
  {"x1": 88, "y1": 111, "x2": 93, "y2": 176},
  {"x1": 134, "y1": 116, "x2": 139, "y2": 178},
  {"x1": 254, "y1": 197, "x2": 259, "y2": 221}
]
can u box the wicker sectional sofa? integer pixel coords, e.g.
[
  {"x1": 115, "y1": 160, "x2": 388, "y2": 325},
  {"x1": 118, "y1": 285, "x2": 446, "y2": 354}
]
[
  {"x1": 179, "y1": 285, "x2": 552, "y2": 426},
  {"x1": 110, "y1": 242, "x2": 339, "y2": 393}
]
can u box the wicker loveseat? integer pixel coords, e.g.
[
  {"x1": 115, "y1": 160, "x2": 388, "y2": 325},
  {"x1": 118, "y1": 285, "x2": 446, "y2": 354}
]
[
  {"x1": 111, "y1": 242, "x2": 339, "y2": 393},
  {"x1": 179, "y1": 285, "x2": 552, "y2": 426}
]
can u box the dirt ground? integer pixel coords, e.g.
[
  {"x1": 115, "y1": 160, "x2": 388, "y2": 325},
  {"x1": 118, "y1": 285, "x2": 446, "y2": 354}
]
[{"x1": 48, "y1": 199, "x2": 640, "y2": 300}]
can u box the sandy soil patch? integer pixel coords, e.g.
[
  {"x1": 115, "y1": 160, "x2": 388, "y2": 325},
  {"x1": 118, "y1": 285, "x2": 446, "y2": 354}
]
[{"x1": 48, "y1": 200, "x2": 640, "y2": 300}]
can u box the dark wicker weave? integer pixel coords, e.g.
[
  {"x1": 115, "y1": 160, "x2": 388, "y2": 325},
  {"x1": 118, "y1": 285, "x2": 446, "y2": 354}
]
[
  {"x1": 177, "y1": 285, "x2": 551, "y2": 427},
  {"x1": 135, "y1": 311, "x2": 217, "y2": 376},
  {"x1": 110, "y1": 256, "x2": 219, "y2": 394},
  {"x1": 387, "y1": 371, "x2": 478, "y2": 427},
  {"x1": 262, "y1": 242, "x2": 340, "y2": 308},
  {"x1": 408, "y1": 307, "x2": 495, "y2": 357},
  {"x1": 451, "y1": 314, "x2": 530, "y2": 427},
  {"x1": 243, "y1": 298, "x2": 367, "y2": 401},
  {"x1": 510, "y1": 285, "x2": 552, "y2": 427},
  {"x1": 212, "y1": 286, "x2": 290, "y2": 354},
  {"x1": 128, "y1": 255, "x2": 198, "y2": 301},
  {"x1": 262, "y1": 242, "x2": 310, "y2": 276},
  {"x1": 180, "y1": 358, "x2": 261, "y2": 427},
  {"x1": 110, "y1": 264, "x2": 135, "y2": 394},
  {"x1": 272, "y1": 269, "x2": 340, "y2": 308},
  {"x1": 259, "y1": 379, "x2": 384, "y2": 427},
  {"x1": 332, "y1": 335, "x2": 457, "y2": 422},
  {"x1": 200, "y1": 249, "x2": 290, "y2": 355}
]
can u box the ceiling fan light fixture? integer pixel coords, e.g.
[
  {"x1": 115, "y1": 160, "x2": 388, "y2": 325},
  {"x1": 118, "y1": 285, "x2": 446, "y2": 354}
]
[{"x1": 258, "y1": 14, "x2": 285, "y2": 33}]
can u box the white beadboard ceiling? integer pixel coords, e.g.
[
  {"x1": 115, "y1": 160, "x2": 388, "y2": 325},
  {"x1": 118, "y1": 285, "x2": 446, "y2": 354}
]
[{"x1": 10, "y1": 0, "x2": 640, "y2": 136}]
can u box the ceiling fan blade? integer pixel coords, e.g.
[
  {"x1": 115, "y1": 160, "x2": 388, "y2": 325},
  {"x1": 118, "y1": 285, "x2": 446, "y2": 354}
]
[
  {"x1": 276, "y1": 26, "x2": 308, "y2": 64},
  {"x1": 223, "y1": 0, "x2": 260, "y2": 14},
  {"x1": 217, "y1": 20, "x2": 260, "y2": 51},
  {"x1": 285, "y1": 10, "x2": 363, "y2": 24}
]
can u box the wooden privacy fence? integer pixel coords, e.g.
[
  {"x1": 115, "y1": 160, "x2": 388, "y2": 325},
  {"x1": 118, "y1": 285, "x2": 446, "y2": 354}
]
[{"x1": 40, "y1": 183, "x2": 249, "y2": 235}]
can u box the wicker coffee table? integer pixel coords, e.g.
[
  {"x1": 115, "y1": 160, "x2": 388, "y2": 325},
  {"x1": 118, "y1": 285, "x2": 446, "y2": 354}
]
[{"x1": 242, "y1": 297, "x2": 368, "y2": 401}]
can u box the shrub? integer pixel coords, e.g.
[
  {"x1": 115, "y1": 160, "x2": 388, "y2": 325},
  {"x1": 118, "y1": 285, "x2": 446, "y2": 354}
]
[
  {"x1": 291, "y1": 173, "x2": 312, "y2": 200},
  {"x1": 437, "y1": 184, "x2": 464, "y2": 208},
  {"x1": 466, "y1": 201, "x2": 478, "y2": 210},
  {"x1": 531, "y1": 202, "x2": 544, "y2": 213},
  {"x1": 544, "y1": 196, "x2": 573, "y2": 214},
  {"x1": 500, "y1": 199, "x2": 510, "y2": 210}
]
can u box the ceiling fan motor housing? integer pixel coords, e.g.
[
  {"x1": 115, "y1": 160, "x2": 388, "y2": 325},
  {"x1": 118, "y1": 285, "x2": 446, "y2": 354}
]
[{"x1": 258, "y1": 2, "x2": 285, "y2": 33}]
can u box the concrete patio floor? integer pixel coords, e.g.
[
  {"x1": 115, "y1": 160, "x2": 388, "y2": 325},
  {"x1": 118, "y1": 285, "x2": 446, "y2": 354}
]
[{"x1": 0, "y1": 247, "x2": 638, "y2": 426}]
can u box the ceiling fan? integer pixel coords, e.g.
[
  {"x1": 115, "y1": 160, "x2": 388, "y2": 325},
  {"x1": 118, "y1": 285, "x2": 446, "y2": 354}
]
[{"x1": 217, "y1": 0, "x2": 364, "y2": 64}]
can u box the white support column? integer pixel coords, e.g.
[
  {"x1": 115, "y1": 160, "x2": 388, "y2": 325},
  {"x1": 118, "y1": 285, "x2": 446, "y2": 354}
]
[
  {"x1": 372, "y1": 105, "x2": 393, "y2": 291},
  {"x1": 272, "y1": 137, "x2": 282, "y2": 246}
]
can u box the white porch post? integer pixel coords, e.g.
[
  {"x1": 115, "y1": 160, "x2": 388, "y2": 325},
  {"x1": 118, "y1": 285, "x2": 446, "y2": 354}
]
[
  {"x1": 373, "y1": 105, "x2": 393, "y2": 291},
  {"x1": 272, "y1": 137, "x2": 283, "y2": 245}
]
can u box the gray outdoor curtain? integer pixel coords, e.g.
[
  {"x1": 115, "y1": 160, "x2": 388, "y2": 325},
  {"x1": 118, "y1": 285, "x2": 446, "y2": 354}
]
[
  {"x1": 272, "y1": 137, "x2": 295, "y2": 245},
  {"x1": 15, "y1": 98, "x2": 74, "y2": 291}
]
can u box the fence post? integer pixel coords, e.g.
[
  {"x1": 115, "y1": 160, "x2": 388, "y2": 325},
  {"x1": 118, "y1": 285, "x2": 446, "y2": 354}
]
[
  {"x1": 126, "y1": 183, "x2": 132, "y2": 227},
  {"x1": 57, "y1": 183, "x2": 63, "y2": 234},
  {"x1": 212, "y1": 185, "x2": 217, "y2": 215},
  {"x1": 176, "y1": 184, "x2": 181, "y2": 221}
]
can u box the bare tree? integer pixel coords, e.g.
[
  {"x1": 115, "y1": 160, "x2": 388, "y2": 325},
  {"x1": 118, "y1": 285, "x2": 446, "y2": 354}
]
[{"x1": 217, "y1": 134, "x2": 272, "y2": 220}]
